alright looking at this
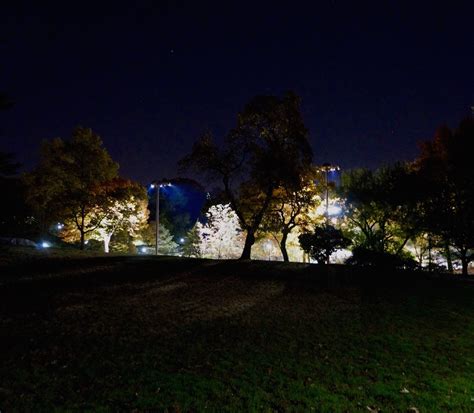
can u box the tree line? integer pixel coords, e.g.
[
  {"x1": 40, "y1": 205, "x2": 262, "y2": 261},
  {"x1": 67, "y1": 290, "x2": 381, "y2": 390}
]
[
  {"x1": 0, "y1": 92, "x2": 472, "y2": 275},
  {"x1": 179, "y1": 92, "x2": 473, "y2": 275}
]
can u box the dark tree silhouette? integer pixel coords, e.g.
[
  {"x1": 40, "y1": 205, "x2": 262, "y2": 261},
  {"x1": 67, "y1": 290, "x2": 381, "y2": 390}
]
[
  {"x1": 180, "y1": 92, "x2": 312, "y2": 259},
  {"x1": 261, "y1": 167, "x2": 320, "y2": 261},
  {"x1": 299, "y1": 224, "x2": 351, "y2": 264},
  {"x1": 415, "y1": 117, "x2": 474, "y2": 276}
]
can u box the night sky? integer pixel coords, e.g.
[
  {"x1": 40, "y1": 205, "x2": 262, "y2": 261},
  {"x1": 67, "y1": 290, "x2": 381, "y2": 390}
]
[{"x1": 2, "y1": 1, "x2": 473, "y2": 184}]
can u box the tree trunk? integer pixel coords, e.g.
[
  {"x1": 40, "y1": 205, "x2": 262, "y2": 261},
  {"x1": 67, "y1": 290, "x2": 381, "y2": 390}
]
[
  {"x1": 427, "y1": 234, "x2": 432, "y2": 272},
  {"x1": 239, "y1": 229, "x2": 255, "y2": 260},
  {"x1": 460, "y1": 247, "x2": 469, "y2": 277},
  {"x1": 103, "y1": 234, "x2": 111, "y2": 254},
  {"x1": 461, "y1": 257, "x2": 468, "y2": 277},
  {"x1": 444, "y1": 240, "x2": 453, "y2": 273},
  {"x1": 280, "y1": 231, "x2": 289, "y2": 262},
  {"x1": 80, "y1": 230, "x2": 85, "y2": 250},
  {"x1": 79, "y1": 206, "x2": 86, "y2": 250}
]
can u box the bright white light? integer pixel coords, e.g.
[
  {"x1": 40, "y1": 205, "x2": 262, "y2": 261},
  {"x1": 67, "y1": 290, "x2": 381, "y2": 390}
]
[
  {"x1": 141, "y1": 247, "x2": 147, "y2": 254},
  {"x1": 180, "y1": 238, "x2": 185, "y2": 243},
  {"x1": 150, "y1": 183, "x2": 156, "y2": 189},
  {"x1": 85, "y1": 240, "x2": 89, "y2": 245},
  {"x1": 41, "y1": 241, "x2": 51, "y2": 248},
  {"x1": 328, "y1": 205, "x2": 342, "y2": 216},
  {"x1": 56, "y1": 223, "x2": 64, "y2": 230}
]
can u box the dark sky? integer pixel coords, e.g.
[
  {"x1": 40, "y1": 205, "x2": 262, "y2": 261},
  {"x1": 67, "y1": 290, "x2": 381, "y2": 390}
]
[{"x1": 1, "y1": 1, "x2": 473, "y2": 184}]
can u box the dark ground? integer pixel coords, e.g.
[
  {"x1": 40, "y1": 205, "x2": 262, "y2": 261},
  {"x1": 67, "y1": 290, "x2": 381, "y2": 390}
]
[{"x1": 1, "y1": 248, "x2": 473, "y2": 412}]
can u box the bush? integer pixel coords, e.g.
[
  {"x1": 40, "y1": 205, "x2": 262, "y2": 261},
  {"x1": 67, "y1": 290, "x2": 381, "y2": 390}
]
[
  {"x1": 299, "y1": 224, "x2": 351, "y2": 264},
  {"x1": 345, "y1": 246, "x2": 416, "y2": 270}
]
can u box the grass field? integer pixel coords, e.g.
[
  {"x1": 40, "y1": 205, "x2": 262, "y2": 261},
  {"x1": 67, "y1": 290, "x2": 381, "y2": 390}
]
[{"x1": 1, "y1": 248, "x2": 474, "y2": 412}]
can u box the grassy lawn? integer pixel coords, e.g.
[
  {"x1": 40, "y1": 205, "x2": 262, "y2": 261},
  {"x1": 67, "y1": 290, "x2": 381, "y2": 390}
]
[{"x1": 1, "y1": 248, "x2": 474, "y2": 412}]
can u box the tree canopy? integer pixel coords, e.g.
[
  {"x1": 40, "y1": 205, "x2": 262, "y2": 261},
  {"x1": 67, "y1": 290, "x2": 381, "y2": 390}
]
[
  {"x1": 24, "y1": 127, "x2": 119, "y2": 248},
  {"x1": 415, "y1": 117, "x2": 474, "y2": 275},
  {"x1": 299, "y1": 224, "x2": 351, "y2": 264},
  {"x1": 340, "y1": 163, "x2": 421, "y2": 255},
  {"x1": 180, "y1": 92, "x2": 313, "y2": 259}
]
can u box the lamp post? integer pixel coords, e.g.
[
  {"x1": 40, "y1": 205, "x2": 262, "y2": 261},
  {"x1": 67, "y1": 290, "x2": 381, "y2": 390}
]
[
  {"x1": 320, "y1": 163, "x2": 339, "y2": 226},
  {"x1": 150, "y1": 181, "x2": 172, "y2": 256},
  {"x1": 319, "y1": 163, "x2": 340, "y2": 264}
]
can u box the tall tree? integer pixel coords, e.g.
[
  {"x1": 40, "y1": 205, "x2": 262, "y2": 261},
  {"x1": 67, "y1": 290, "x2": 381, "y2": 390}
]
[
  {"x1": 24, "y1": 127, "x2": 119, "y2": 249},
  {"x1": 340, "y1": 163, "x2": 421, "y2": 256},
  {"x1": 415, "y1": 117, "x2": 474, "y2": 276},
  {"x1": 180, "y1": 92, "x2": 312, "y2": 259},
  {"x1": 88, "y1": 179, "x2": 148, "y2": 253},
  {"x1": 261, "y1": 168, "x2": 320, "y2": 261}
]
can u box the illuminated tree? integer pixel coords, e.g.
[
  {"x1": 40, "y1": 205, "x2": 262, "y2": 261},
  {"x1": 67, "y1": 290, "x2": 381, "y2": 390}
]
[
  {"x1": 196, "y1": 203, "x2": 244, "y2": 259},
  {"x1": 59, "y1": 179, "x2": 148, "y2": 253},
  {"x1": 89, "y1": 179, "x2": 148, "y2": 253},
  {"x1": 340, "y1": 164, "x2": 421, "y2": 256},
  {"x1": 261, "y1": 168, "x2": 320, "y2": 261},
  {"x1": 181, "y1": 225, "x2": 201, "y2": 258},
  {"x1": 140, "y1": 222, "x2": 179, "y2": 255},
  {"x1": 180, "y1": 92, "x2": 312, "y2": 259},
  {"x1": 24, "y1": 127, "x2": 119, "y2": 248}
]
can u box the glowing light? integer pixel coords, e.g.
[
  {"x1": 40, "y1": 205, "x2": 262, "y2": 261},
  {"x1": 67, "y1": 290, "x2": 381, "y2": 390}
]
[
  {"x1": 41, "y1": 241, "x2": 51, "y2": 248},
  {"x1": 180, "y1": 238, "x2": 185, "y2": 243},
  {"x1": 141, "y1": 247, "x2": 147, "y2": 254},
  {"x1": 328, "y1": 205, "x2": 342, "y2": 216},
  {"x1": 151, "y1": 182, "x2": 172, "y2": 189}
]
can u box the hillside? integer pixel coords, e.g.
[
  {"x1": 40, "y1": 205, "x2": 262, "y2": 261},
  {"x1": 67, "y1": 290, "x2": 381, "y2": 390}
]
[{"x1": 1, "y1": 250, "x2": 473, "y2": 411}]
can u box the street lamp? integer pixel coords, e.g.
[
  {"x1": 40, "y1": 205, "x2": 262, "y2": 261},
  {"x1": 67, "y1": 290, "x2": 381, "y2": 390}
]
[
  {"x1": 150, "y1": 181, "x2": 172, "y2": 256},
  {"x1": 319, "y1": 163, "x2": 340, "y2": 226},
  {"x1": 317, "y1": 163, "x2": 340, "y2": 265}
]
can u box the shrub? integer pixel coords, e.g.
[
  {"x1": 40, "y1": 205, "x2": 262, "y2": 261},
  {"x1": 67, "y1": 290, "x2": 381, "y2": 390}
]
[{"x1": 345, "y1": 246, "x2": 416, "y2": 270}]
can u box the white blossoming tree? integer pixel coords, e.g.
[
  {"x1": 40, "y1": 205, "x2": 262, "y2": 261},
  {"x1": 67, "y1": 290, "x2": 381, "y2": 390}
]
[{"x1": 196, "y1": 203, "x2": 244, "y2": 259}]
